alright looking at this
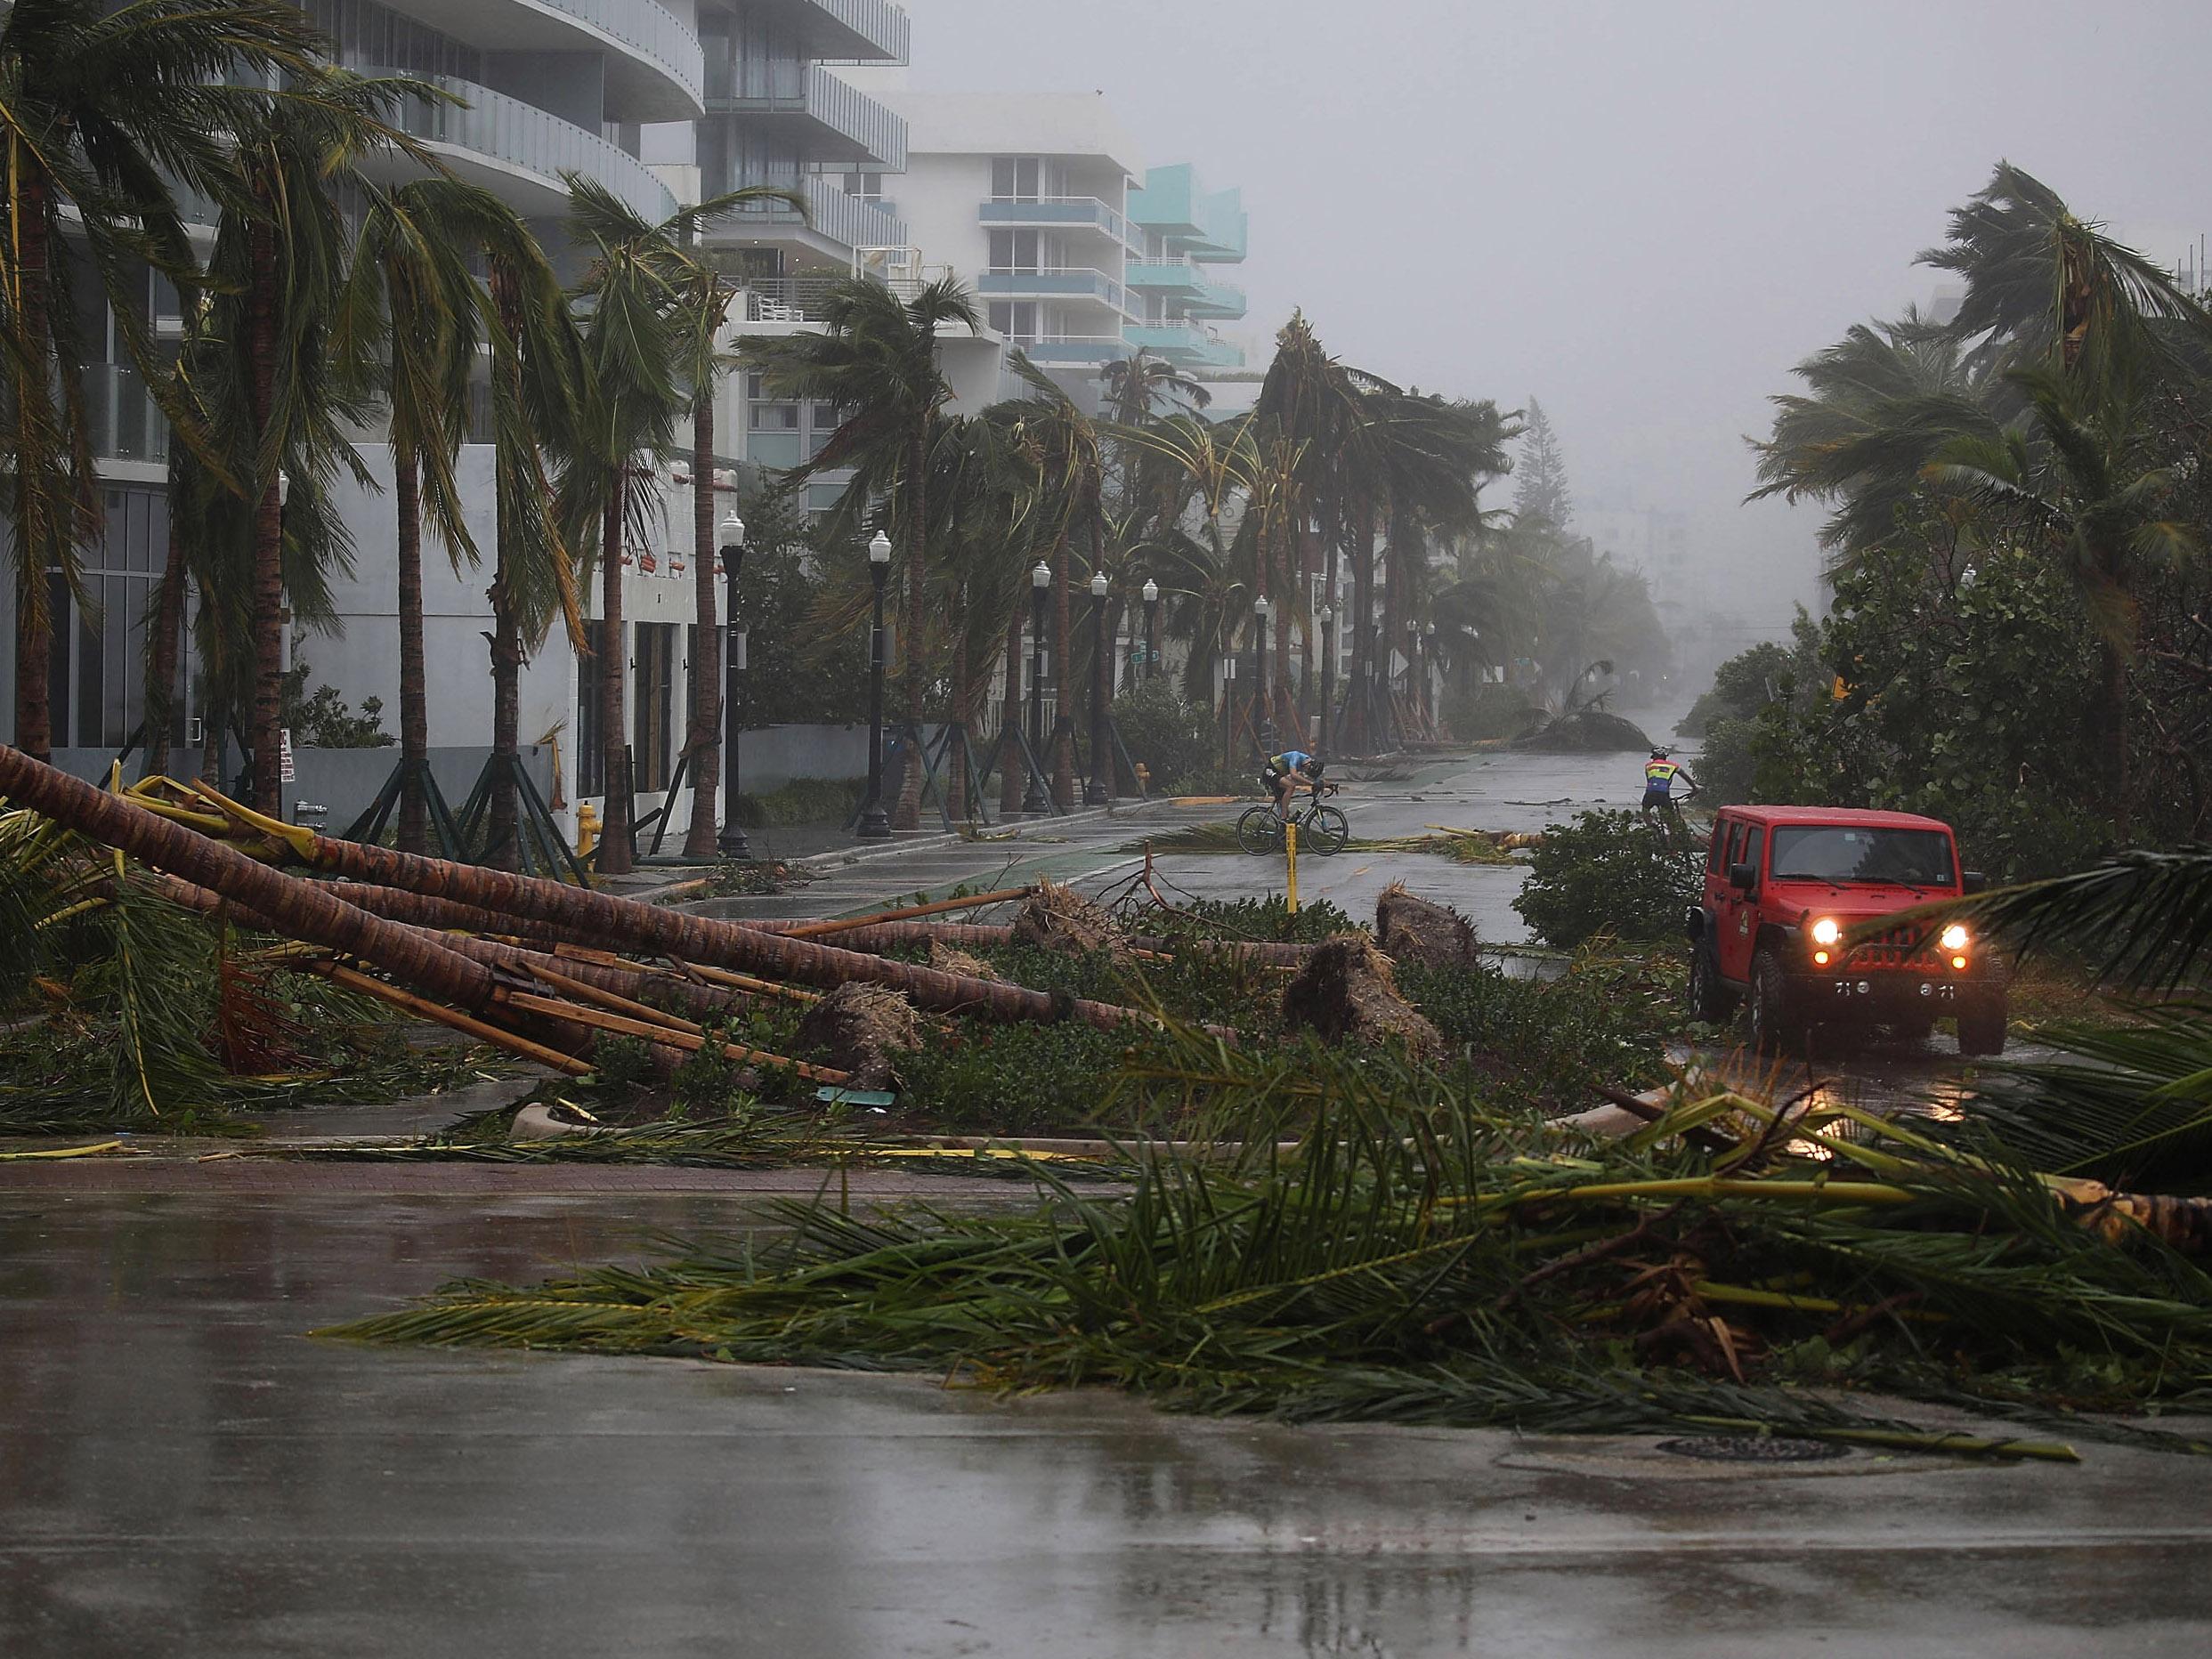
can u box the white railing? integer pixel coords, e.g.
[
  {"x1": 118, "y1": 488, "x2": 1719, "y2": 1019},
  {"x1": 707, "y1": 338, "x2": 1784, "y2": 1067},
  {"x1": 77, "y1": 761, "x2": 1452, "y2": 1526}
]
[{"x1": 980, "y1": 195, "x2": 1128, "y2": 242}]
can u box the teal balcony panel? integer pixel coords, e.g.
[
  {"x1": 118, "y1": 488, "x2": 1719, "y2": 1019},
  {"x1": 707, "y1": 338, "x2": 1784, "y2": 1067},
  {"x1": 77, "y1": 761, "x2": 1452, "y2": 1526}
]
[
  {"x1": 1016, "y1": 336, "x2": 1127, "y2": 367},
  {"x1": 1125, "y1": 320, "x2": 1242, "y2": 368},
  {"x1": 373, "y1": 71, "x2": 677, "y2": 222},
  {"x1": 977, "y1": 196, "x2": 1128, "y2": 245},
  {"x1": 1184, "y1": 276, "x2": 1247, "y2": 320},
  {"x1": 711, "y1": 63, "x2": 905, "y2": 169},
  {"x1": 1127, "y1": 163, "x2": 1247, "y2": 263},
  {"x1": 979, "y1": 269, "x2": 1126, "y2": 312},
  {"x1": 1124, "y1": 259, "x2": 1200, "y2": 294}
]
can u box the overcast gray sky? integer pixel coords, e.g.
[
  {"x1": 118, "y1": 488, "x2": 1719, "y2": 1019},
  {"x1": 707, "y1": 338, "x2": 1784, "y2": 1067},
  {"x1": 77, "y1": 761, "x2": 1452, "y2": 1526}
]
[{"x1": 908, "y1": 0, "x2": 2212, "y2": 636}]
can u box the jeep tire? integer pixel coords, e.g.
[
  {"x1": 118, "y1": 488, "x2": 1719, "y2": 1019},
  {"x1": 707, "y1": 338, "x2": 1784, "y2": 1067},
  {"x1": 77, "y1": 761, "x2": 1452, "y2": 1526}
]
[
  {"x1": 1689, "y1": 943, "x2": 1738, "y2": 1024},
  {"x1": 1747, "y1": 947, "x2": 1801, "y2": 1055},
  {"x1": 1957, "y1": 996, "x2": 2008, "y2": 1057}
]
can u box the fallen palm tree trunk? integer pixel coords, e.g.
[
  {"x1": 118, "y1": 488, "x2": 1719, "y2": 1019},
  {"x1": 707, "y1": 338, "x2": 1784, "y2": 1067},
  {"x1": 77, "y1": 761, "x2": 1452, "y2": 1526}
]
[
  {"x1": 151, "y1": 875, "x2": 843, "y2": 1084},
  {"x1": 781, "y1": 886, "x2": 1033, "y2": 938},
  {"x1": 20, "y1": 755, "x2": 1154, "y2": 1036},
  {"x1": 734, "y1": 917, "x2": 1314, "y2": 968},
  {"x1": 0, "y1": 746, "x2": 498, "y2": 1012}
]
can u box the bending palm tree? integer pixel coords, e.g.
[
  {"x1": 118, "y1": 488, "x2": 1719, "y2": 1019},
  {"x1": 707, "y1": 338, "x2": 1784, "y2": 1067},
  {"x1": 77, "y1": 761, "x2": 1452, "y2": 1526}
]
[
  {"x1": 745, "y1": 275, "x2": 978, "y2": 830},
  {"x1": 0, "y1": 0, "x2": 326, "y2": 762}
]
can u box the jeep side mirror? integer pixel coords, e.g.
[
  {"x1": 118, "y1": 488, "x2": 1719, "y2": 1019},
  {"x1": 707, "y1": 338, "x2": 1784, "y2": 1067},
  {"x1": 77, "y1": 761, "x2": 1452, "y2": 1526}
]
[
  {"x1": 1728, "y1": 862, "x2": 1756, "y2": 894},
  {"x1": 1961, "y1": 870, "x2": 1987, "y2": 895}
]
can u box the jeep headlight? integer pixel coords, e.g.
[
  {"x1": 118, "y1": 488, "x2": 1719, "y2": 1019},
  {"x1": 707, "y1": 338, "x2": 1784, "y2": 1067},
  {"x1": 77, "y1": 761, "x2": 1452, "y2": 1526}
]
[
  {"x1": 1810, "y1": 917, "x2": 1841, "y2": 947},
  {"x1": 1939, "y1": 923, "x2": 1969, "y2": 951}
]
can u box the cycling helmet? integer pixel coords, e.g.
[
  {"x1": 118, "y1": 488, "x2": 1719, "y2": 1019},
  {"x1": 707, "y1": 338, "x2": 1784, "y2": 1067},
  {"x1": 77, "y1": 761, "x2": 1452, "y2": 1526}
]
[
  {"x1": 1650, "y1": 748, "x2": 1668, "y2": 759},
  {"x1": 1304, "y1": 757, "x2": 1325, "y2": 778}
]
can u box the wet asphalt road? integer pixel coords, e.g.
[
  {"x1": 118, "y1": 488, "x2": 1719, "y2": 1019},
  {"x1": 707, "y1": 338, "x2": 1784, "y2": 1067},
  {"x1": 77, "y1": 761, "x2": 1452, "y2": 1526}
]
[{"x1": 1, "y1": 718, "x2": 2131, "y2": 1657}]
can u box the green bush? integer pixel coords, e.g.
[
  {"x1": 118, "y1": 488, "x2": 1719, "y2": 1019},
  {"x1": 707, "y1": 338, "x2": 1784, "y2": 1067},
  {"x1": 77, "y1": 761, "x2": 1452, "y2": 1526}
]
[
  {"x1": 1398, "y1": 956, "x2": 1679, "y2": 1112},
  {"x1": 1512, "y1": 809, "x2": 1700, "y2": 950},
  {"x1": 732, "y1": 775, "x2": 866, "y2": 829},
  {"x1": 1112, "y1": 679, "x2": 1217, "y2": 793}
]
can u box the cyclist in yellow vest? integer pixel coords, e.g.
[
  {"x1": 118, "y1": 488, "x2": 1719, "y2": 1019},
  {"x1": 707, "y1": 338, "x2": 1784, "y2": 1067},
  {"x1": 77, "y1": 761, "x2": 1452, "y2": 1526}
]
[{"x1": 1641, "y1": 748, "x2": 1697, "y2": 821}]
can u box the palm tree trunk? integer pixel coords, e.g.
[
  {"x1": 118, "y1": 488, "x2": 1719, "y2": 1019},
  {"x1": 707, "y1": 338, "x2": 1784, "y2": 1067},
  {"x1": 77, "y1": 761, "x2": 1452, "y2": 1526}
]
[
  {"x1": 11, "y1": 184, "x2": 55, "y2": 765},
  {"x1": 394, "y1": 446, "x2": 429, "y2": 854},
  {"x1": 597, "y1": 480, "x2": 632, "y2": 875},
  {"x1": 144, "y1": 512, "x2": 188, "y2": 779},
  {"x1": 682, "y1": 398, "x2": 722, "y2": 858},
  {"x1": 1000, "y1": 601, "x2": 1024, "y2": 816},
  {"x1": 0, "y1": 743, "x2": 498, "y2": 1009},
  {"x1": 2103, "y1": 637, "x2": 2131, "y2": 843},
  {"x1": 1322, "y1": 493, "x2": 1341, "y2": 754},
  {"x1": 487, "y1": 567, "x2": 523, "y2": 871},
  {"x1": 1052, "y1": 525, "x2": 1077, "y2": 808},
  {"x1": 486, "y1": 272, "x2": 524, "y2": 870},
  {"x1": 247, "y1": 222, "x2": 286, "y2": 813},
  {"x1": 946, "y1": 579, "x2": 968, "y2": 821},
  {"x1": 1349, "y1": 495, "x2": 1376, "y2": 752},
  {"x1": 895, "y1": 425, "x2": 927, "y2": 830}
]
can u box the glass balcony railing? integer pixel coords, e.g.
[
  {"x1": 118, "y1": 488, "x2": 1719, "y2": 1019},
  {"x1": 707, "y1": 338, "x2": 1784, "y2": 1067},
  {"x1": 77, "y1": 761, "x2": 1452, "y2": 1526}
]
[
  {"x1": 375, "y1": 70, "x2": 676, "y2": 223},
  {"x1": 716, "y1": 177, "x2": 906, "y2": 260},
  {"x1": 711, "y1": 63, "x2": 906, "y2": 170},
  {"x1": 1011, "y1": 335, "x2": 1127, "y2": 366},
  {"x1": 86, "y1": 362, "x2": 168, "y2": 464},
  {"x1": 979, "y1": 267, "x2": 1127, "y2": 313},
  {"x1": 977, "y1": 196, "x2": 1128, "y2": 244},
  {"x1": 538, "y1": 0, "x2": 705, "y2": 109}
]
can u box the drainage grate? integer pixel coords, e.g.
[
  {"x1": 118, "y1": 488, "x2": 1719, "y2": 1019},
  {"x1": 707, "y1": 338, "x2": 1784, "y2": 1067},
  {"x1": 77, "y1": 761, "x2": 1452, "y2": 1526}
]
[{"x1": 1656, "y1": 1435, "x2": 1853, "y2": 1464}]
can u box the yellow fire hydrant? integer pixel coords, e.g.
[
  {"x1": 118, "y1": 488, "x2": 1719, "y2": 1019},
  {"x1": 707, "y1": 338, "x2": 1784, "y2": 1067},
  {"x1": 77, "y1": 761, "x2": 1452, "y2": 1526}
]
[{"x1": 576, "y1": 801, "x2": 601, "y2": 860}]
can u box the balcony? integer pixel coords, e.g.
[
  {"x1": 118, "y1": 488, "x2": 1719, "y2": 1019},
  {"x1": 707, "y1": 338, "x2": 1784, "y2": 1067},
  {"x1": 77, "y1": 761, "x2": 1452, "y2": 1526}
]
[
  {"x1": 370, "y1": 70, "x2": 676, "y2": 222},
  {"x1": 713, "y1": 177, "x2": 906, "y2": 264},
  {"x1": 710, "y1": 63, "x2": 905, "y2": 170},
  {"x1": 529, "y1": 0, "x2": 705, "y2": 119},
  {"x1": 978, "y1": 196, "x2": 1128, "y2": 246},
  {"x1": 1127, "y1": 163, "x2": 1248, "y2": 263},
  {"x1": 1010, "y1": 335, "x2": 1127, "y2": 368},
  {"x1": 1125, "y1": 320, "x2": 1244, "y2": 368},
  {"x1": 1125, "y1": 259, "x2": 1246, "y2": 318},
  {"x1": 745, "y1": 0, "x2": 910, "y2": 62},
  {"x1": 978, "y1": 267, "x2": 1128, "y2": 315}
]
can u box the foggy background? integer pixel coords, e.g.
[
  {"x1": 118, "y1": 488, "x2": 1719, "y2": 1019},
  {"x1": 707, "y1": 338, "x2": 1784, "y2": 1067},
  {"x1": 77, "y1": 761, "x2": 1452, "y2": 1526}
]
[{"x1": 907, "y1": 0, "x2": 2212, "y2": 666}]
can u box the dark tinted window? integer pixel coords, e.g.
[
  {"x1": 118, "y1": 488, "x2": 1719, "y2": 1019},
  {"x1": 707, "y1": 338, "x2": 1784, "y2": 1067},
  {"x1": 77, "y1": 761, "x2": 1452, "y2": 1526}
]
[
  {"x1": 1770, "y1": 826, "x2": 1953, "y2": 886},
  {"x1": 1706, "y1": 817, "x2": 1727, "y2": 873}
]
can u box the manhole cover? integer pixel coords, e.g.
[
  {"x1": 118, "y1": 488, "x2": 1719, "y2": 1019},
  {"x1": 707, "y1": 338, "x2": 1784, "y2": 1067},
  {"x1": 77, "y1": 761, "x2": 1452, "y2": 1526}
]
[{"x1": 1656, "y1": 1435, "x2": 1853, "y2": 1464}]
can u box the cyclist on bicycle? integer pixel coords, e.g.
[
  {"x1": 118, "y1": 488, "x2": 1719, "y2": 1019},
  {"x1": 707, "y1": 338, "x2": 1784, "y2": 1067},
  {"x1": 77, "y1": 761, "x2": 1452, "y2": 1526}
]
[
  {"x1": 1641, "y1": 748, "x2": 1698, "y2": 821},
  {"x1": 1261, "y1": 749, "x2": 1325, "y2": 821}
]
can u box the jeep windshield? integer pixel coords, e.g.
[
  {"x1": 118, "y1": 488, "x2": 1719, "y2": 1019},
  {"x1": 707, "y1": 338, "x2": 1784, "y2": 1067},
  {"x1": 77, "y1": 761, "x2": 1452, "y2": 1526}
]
[{"x1": 1768, "y1": 825, "x2": 1954, "y2": 887}]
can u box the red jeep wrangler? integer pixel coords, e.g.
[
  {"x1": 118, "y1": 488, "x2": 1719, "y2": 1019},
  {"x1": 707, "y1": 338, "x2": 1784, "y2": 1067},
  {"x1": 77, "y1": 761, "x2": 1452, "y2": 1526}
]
[{"x1": 1685, "y1": 805, "x2": 2006, "y2": 1056}]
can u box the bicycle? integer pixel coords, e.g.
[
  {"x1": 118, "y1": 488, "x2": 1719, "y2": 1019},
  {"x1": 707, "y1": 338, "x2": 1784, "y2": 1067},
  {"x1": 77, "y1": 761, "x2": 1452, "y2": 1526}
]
[
  {"x1": 1236, "y1": 783, "x2": 1349, "y2": 856},
  {"x1": 1643, "y1": 785, "x2": 1703, "y2": 858}
]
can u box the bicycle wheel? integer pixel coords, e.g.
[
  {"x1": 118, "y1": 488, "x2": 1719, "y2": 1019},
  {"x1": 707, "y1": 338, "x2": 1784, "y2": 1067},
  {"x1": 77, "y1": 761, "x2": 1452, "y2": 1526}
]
[
  {"x1": 1236, "y1": 805, "x2": 1284, "y2": 855},
  {"x1": 1302, "y1": 805, "x2": 1350, "y2": 854}
]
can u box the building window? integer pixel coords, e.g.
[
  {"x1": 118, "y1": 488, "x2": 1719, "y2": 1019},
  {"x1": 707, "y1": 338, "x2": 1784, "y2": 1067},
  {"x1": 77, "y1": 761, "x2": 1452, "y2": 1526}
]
[
  {"x1": 842, "y1": 171, "x2": 882, "y2": 200},
  {"x1": 987, "y1": 229, "x2": 1041, "y2": 273},
  {"x1": 749, "y1": 402, "x2": 799, "y2": 431},
  {"x1": 990, "y1": 157, "x2": 1041, "y2": 200},
  {"x1": 988, "y1": 301, "x2": 1038, "y2": 344}
]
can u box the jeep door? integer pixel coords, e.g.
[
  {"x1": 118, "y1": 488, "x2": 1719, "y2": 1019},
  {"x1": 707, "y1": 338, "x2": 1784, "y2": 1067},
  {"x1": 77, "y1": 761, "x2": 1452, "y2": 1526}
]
[{"x1": 1712, "y1": 819, "x2": 1762, "y2": 983}]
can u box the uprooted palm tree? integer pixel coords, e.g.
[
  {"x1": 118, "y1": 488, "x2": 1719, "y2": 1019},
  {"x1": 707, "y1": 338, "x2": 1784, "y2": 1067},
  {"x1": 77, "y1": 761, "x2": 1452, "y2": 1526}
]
[
  {"x1": 0, "y1": 0, "x2": 328, "y2": 763},
  {"x1": 745, "y1": 275, "x2": 978, "y2": 830}
]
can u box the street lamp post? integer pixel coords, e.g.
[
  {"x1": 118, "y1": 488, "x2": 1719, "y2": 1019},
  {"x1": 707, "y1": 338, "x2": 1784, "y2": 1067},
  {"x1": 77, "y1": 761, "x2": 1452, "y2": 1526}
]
[
  {"x1": 1422, "y1": 620, "x2": 1437, "y2": 725},
  {"x1": 1086, "y1": 571, "x2": 1111, "y2": 805},
  {"x1": 716, "y1": 508, "x2": 750, "y2": 858},
  {"x1": 1317, "y1": 603, "x2": 1334, "y2": 757},
  {"x1": 1023, "y1": 560, "x2": 1051, "y2": 815},
  {"x1": 1253, "y1": 594, "x2": 1274, "y2": 752},
  {"x1": 855, "y1": 530, "x2": 894, "y2": 838},
  {"x1": 1140, "y1": 579, "x2": 1159, "y2": 686}
]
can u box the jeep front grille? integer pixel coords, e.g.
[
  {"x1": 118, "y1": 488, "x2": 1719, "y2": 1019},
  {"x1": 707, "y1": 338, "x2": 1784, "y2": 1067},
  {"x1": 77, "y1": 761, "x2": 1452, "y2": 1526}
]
[{"x1": 1846, "y1": 925, "x2": 1936, "y2": 968}]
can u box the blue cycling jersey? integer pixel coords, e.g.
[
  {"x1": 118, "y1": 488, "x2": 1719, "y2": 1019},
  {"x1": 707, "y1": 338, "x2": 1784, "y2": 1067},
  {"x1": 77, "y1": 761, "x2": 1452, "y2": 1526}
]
[{"x1": 1268, "y1": 750, "x2": 1312, "y2": 773}]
